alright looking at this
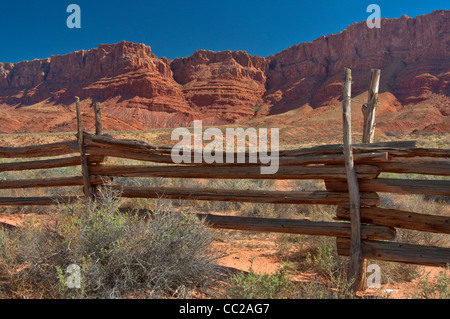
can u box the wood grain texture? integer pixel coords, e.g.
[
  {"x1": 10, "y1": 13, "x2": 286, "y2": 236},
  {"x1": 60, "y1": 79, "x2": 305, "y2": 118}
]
[
  {"x1": 112, "y1": 185, "x2": 381, "y2": 206},
  {"x1": 337, "y1": 238, "x2": 450, "y2": 267},
  {"x1": 336, "y1": 205, "x2": 450, "y2": 234},
  {"x1": 197, "y1": 213, "x2": 395, "y2": 240}
]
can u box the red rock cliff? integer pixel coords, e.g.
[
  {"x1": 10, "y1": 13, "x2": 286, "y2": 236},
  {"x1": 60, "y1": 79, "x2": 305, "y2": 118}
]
[
  {"x1": 265, "y1": 10, "x2": 450, "y2": 114},
  {"x1": 0, "y1": 10, "x2": 448, "y2": 132},
  {"x1": 0, "y1": 41, "x2": 195, "y2": 130},
  {"x1": 171, "y1": 50, "x2": 270, "y2": 123}
]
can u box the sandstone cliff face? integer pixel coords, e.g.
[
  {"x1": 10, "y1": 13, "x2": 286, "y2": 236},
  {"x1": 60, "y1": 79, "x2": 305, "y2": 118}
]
[
  {"x1": 0, "y1": 41, "x2": 194, "y2": 129},
  {"x1": 171, "y1": 50, "x2": 270, "y2": 123},
  {"x1": 0, "y1": 10, "x2": 448, "y2": 133},
  {"x1": 265, "y1": 10, "x2": 450, "y2": 114}
]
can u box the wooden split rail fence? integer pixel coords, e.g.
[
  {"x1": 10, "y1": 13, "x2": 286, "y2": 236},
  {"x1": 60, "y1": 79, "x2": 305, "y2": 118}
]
[{"x1": 0, "y1": 71, "x2": 449, "y2": 292}]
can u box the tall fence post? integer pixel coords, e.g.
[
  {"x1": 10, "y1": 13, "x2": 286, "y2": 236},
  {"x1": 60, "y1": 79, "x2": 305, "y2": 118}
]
[
  {"x1": 91, "y1": 101, "x2": 106, "y2": 196},
  {"x1": 359, "y1": 68, "x2": 381, "y2": 290},
  {"x1": 93, "y1": 101, "x2": 103, "y2": 136},
  {"x1": 362, "y1": 69, "x2": 381, "y2": 144},
  {"x1": 75, "y1": 97, "x2": 93, "y2": 199},
  {"x1": 342, "y1": 68, "x2": 365, "y2": 291}
]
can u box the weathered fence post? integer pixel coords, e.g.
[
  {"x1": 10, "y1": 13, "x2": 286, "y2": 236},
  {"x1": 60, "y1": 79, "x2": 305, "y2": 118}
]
[
  {"x1": 358, "y1": 68, "x2": 381, "y2": 290},
  {"x1": 362, "y1": 69, "x2": 381, "y2": 144},
  {"x1": 93, "y1": 102, "x2": 103, "y2": 136},
  {"x1": 75, "y1": 97, "x2": 93, "y2": 199},
  {"x1": 91, "y1": 101, "x2": 107, "y2": 196},
  {"x1": 342, "y1": 68, "x2": 365, "y2": 291}
]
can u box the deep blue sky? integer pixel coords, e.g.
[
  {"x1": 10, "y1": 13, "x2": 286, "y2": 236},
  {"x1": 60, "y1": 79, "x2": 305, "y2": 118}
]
[{"x1": 0, "y1": 0, "x2": 448, "y2": 63}]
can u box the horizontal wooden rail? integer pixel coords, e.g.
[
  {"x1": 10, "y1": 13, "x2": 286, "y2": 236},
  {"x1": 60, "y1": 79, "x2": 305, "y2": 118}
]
[
  {"x1": 90, "y1": 164, "x2": 381, "y2": 180},
  {"x1": 278, "y1": 141, "x2": 417, "y2": 157},
  {"x1": 375, "y1": 162, "x2": 450, "y2": 176},
  {"x1": 278, "y1": 152, "x2": 389, "y2": 166},
  {"x1": 83, "y1": 133, "x2": 158, "y2": 152},
  {"x1": 0, "y1": 140, "x2": 78, "y2": 158},
  {"x1": 0, "y1": 196, "x2": 81, "y2": 206},
  {"x1": 388, "y1": 156, "x2": 450, "y2": 164},
  {"x1": 325, "y1": 178, "x2": 450, "y2": 197},
  {"x1": 385, "y1": 148, "x2": 450, "y2": 158},
  {"x1": 85, "y1": 133, "x2": 416, "y2": 155},
  {"x1": 111, "y1": 185, "x2": 381, "y2": 206},
  {"x1": 336, "y1": 238, "x2": 450, "y2": 267},
  {"x1": 86, "y1": 144, "x2": 389, "y2": 166},
  {"x1": 0, "y1": 155, "x2": 105, "y2": 173},
  {"x1": 197, "y1": 214, "x2": 396, "y2": 241},
  {"x1": 85, "y1": 133, "x2": 415, "y2": 159},
  {"x1": 0, "y1": 176, "x2": 103, "y2": 190},
  {"x1": 0, "y1": 156, "x2": 80, "y2": 172},
  {"x1": 280, "y1": 144, "x2": 449, "y2": 160},
  {"x1": 336, "y1": 205, "x2": 450, "y2": 234},
  {"x1": 86, "y1": 146, "x2": 174, "y2": 164}
]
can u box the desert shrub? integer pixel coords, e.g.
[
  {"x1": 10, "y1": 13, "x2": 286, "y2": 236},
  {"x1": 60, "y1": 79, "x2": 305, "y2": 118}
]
[
  {"x1": 408, "y1": 267, "x2": 450, "y2": 299},
  {"x1": 292, "y1": 179, "x2": 325, "y2": 191},
  {"x1": 378, "y1": 194, "x2": 448, "y2": 280},
  {"x1": 240, "y1": 202, "x2": 277, "y2": 218},
  {"x1": 225, "y1": 261, "x2": 294, "y2": 299},
  {"x1": 281, "y1": 234, "x2": 357, "y2": 298},
  {"x1": 295, "y1": 275, "x2": 355, "y2": 299},
  {"x1": 394, "y1": 194, "x2": 450, "y2": 247},
  {"x1": 371, "y1": 261, "x2": 420, "y2": 285},
  {"x1": 297, "y1": 236, "x2": 419, "y2": 287},
  {"x1": 375, "y1": 193, "x2": 449, "y2": 283},
  {"x1": 303, "y1": 239, "x2": 349, "y2": 282},
  {"x1": 0, "y1": 191, "x2": 219, "y2": 299}
]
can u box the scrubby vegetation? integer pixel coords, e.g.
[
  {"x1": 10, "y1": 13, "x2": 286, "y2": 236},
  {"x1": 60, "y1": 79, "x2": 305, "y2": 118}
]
[
  {"x1": 1, "y1": 174, "x2": 449, "y2": 299},
  {"x1": 0, "y1": 132, "x2": 449, "y2": 299},
  {"x1": 225, "y1": 261, "x2": 294, "y2": 299},
  {"x1": 0, "y1": 188, "x2": 220, "y2": 299}
]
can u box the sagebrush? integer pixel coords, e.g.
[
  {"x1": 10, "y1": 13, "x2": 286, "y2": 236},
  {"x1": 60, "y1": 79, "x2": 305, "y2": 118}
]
[{"x1": 0, "y1": 191, "x2": 219, "y2": 299}]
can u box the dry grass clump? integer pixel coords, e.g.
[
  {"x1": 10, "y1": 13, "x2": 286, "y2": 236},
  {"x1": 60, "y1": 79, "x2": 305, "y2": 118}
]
[
  {"x1": 273, "y1": 190, "x2": 450, "y2": 294},
  {"x1": 0, "y1": 188, "x2": 220, "y2": 299}
]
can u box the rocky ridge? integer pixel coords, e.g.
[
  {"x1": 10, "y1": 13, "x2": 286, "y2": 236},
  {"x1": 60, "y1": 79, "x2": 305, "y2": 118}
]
[{"x1": 0, "y1": 10, "x2": 448, "y2": 133}]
